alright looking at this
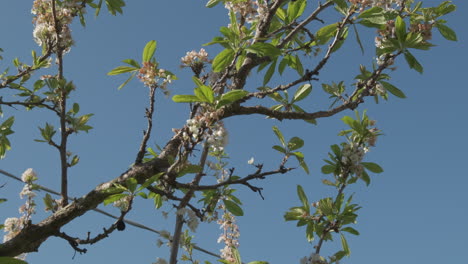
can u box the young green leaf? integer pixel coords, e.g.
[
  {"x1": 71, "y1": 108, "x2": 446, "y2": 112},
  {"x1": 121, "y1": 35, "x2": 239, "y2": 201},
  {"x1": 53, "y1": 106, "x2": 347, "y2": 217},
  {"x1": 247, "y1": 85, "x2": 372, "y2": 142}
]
[
  {"x1": 341, "y1": 226, "x2": 360, "y2": 236},
  {"x1": 103, "y1": 193, "x2": 128, "y2": 206},
  {"x1": 223, "y1": 200, "x2": 244, "y2": 216},
  {"x1": 404, "y1": 51, "x2": 423, "y2": 73},
  {"x1": 292, "y1": 84, "x2": 312, "y2": 102},
  {"x1": 272, "y1": 126, "x2": 286, "y2": 147},
  {"x1": 315, "y1": 23, "x2": 338, "y2": 45},
  {"x1": 122, "y1": 59, "x2": 141, "y2": 68},
  {"x1": 245, "y1": 42, "x2": 281, "y2": 58},
  {"x1": 206, "y1": 0, "x2": 222, "y2": 8},
  {"x1": 107, "y1": 66, "x2": 138, "y2": 76},
  {"x1": 395, "y1": 16, "x2": 406, "y2": 42},
  {"x1": 288, "y1": 137, "x2": 304, "y2": 151},
  {"x1": 272, "y1": 145, "x2": 286, "y2": 154},
  {"x1": 118, "y1": 72, "x2": 137, "y2": 90},
  {"x1": 436, "y1": 23, "x2": 457, "y2": 41},
  {"x1": 212, "y1": 48, "x2": 235, "y2": 72},
  {"x1": 380, "y1": 81, "x2": 406, "y2": 98},
  {"x1": 263, "y1": 59, "x2": 277, "y2": 85},
  {"x1": 217, "y1": 90, "x2": 249, "y2": 108},
  {"x1": 198, "y1": 85, "x2": 215, "y2": 104},
  {"x1": 321, "y1": 164, "x2": 335, "y2": 174},
  {"x1": 172, "y1": 95, "x2": 200, "y2": 103},
  {"x1": 142, "y1": 40, "x2": 157, "y2": 63},
  {"x1": 340, "y1": 233, "x2": 351, "y2": 256},
  {"x1": 296, "y1": 185, "x2": 309, "y2": 212},
  {"x1": 361, "y1": 162, "x2": 383, "y2": 173}
]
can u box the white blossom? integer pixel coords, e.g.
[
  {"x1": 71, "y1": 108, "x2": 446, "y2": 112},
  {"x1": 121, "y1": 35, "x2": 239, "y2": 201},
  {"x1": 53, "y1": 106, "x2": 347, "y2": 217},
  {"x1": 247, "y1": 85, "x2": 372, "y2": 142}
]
[{"x1": 21, "y1": 168, "x2": 37, "y2": 183}]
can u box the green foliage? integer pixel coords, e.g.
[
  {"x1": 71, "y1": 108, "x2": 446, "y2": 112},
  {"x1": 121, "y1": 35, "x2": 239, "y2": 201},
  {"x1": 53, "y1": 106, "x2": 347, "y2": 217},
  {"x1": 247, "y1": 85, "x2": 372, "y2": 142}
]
[
  {"x1": 142, "y1": 40, "x2": 157, "y2": 63},
  {"x1": 272, "y1": 126, "x2": 309, "y2": 174},
  {"x1": 212, "y1": 48, "x2": 235, "y2": 73},
  {"x1": 0, "y1": 116, "x2": 14, "y2": 159},
  {"x1": 0, "y1": 257, "x2": 28, "y2": 264}
]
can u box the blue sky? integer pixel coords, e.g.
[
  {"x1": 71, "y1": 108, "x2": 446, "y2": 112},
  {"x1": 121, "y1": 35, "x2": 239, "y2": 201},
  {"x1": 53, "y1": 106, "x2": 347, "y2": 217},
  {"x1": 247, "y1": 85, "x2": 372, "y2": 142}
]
[{"x1": 1, "y1": 1, "x2": 467, "y2": 264}]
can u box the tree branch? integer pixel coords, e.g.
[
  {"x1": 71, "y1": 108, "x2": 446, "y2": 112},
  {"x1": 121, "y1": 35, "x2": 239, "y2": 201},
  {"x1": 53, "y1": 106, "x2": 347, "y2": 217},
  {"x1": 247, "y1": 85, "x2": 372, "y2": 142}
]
[{"x1": 135, "y1": 85, "x2": 157, "y2": 164}]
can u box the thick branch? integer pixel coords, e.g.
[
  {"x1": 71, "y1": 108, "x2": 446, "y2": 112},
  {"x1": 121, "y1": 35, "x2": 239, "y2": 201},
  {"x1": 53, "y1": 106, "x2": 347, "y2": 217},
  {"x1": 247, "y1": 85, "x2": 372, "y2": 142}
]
[
  {"x1": 0, "y1": 133, "x2": 180, "y2": 257},
  {"x1": 224, "y1": 100, "x2": 360, "y2": 121}
]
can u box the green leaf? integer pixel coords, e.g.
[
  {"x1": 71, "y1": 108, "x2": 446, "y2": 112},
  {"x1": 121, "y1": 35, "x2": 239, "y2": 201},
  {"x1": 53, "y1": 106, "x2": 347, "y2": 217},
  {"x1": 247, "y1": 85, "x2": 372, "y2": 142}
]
[
  {"x1": 340, "y1": 233, "x2": 351, "y2": 256},
  {"x1": 395, "y1": 16, "x2": 406, "y2": 41},
  {"x1": 296, "y1": 185, "x2": 309, "y2": 212},
  {"x1": 315, "y1": 23, "x2": 338, "y2": 45},
  {"x1": 212, "y1": 49, "x2": 235, "y2": 72},
  {"x1": 331, "y1": 144, "x2": 341, "y2": 157},
  {"x1": 341, "y1": 116, "x2": 355, "y2": 128},
  {"x1": 206, "y1": 0, "x2": 222, "y2": 8},
  {"x1": 322, "y1": 179, "x2": 336, "y2": 186},
  {"x1": 287, "y1": 0, "x2": 307, "y2": 21},
  {"x1": 117, "y1": 72, "x2": 137, "y2": 90},
  {"x1": 360, "y1": 170, "x2": 371, "y2": 186},
  {"x1": 0, "y1": 257, "x2": 28, "y2": 264},
  {"x1": 352, "y1": 24, "x2": 365, "y2": 55},
  {"x1": 245, "y1": 43, "x2": 281, "y2": 58},
  {"x1": 272, "y1": 145, "x2": 286, "y2": 153},
  {"x1": 380, "y1": 81, "x2": 406, "y2": 98},
  {"x1": 126, "y1": 177, "x2": 138, "y2": 193},
  {"x1": 103, "y1": 193, "x2": 128, "y2": 206},
  {"x1": 358, "y1": 6, "x2": 385, "y2": 28},
  {"x1": 292, "y1": 84, "x2": 312, "y2": 102},
  {"x1": 72, "y1": 103, "x2": 80, "y2": 114},
  {"x1": 172, "y1": 95, "x2": 201, "y2": 103},
  {"x1": 224, "y1": 200, "x2": 244, "y2": 216},
  {"x1": 436, "y1": 23, "x2": 457, "y2": 41},
  {"x1": 321, "y1": 164, "x2": 335, "y2": 174},
  {"x1": 263, "y1": 59, "x2": 277, "y2": 86},
  {"x1": 142, "y1": 40, "x2": 157, "y2": 63},
  {"x1": 288, "y1": 137, "x2": 304, "y2": 151},
  {"x1": 137, "y1": 172, "x2": 163, "y2": 192},
  {"x1": 232, "y1": 247, "x2": 242, "y2": 264},
  {"x1": 107, "y1": 66, "x2": 138, "y2": 76},
  {"x1": 192, "y1": 76, "x2": 204, "y2": 87},
  {"x1": 218, "y1": 90, "x2": 249, "y2": 108},
  {"x1": 272, "y1": 126, "x2": 285, "y2": 147},
  {"x1": 341, "y1": 227, "x2": 360, "y2": 236},
  {"x1": 122, "y1": 59, "x2": 140, "y2": 68},
  {"x1": 357, "y1": 6, "x2": 383, "y2": 19},
  {"x1": 361, "y1": 162, "x2": 383, "y2": 173},
  {"x1": 404, "y1": 51, "x2": 423, "y2": 73},
  {"x1": 195, "y1": 85, "x2": 215, "y2": 104}
]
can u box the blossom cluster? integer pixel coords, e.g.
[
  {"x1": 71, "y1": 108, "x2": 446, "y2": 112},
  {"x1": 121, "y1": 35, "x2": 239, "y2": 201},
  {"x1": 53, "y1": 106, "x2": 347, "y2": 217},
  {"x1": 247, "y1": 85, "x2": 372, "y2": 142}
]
[
  {"x1": 176, "y1": 208, "x2": 199, "y2": 232},
  {"x1": 3, "y1": 169, "x2": 38, "y2": 245},
  {"x1": 217, "y1": 205, "x2": 240, "y2": 263},
  {"x1": 375, "y1": 20, "x2": 396, "y2": 49},
  {"x1": 300, "y1": 253, "x2": 329, "y2": 264},
  {"x1": 348, "y1": 0, "x2": 402, "y2": 12},
  {"x1": 409, "y1": 22, "x2": 434, "y2": 41},
  {"x1": 32, "y1": 0, "x2": 84, "y2": 53},
  {"x1": 137, "y1": 62, "x2": 173, "y2": 92},
  {"x1": 113, "y1": 195, "x2": 132, "y2": 212},
  {"x1": 183, "y1": 114, "x2": 227, "y2": 152},
  {"x1": 224, "y1": 0, "x2": 268, "y2": 24},
  {"x1": 181, "y1": 49, "x2": 210, "y2": 68}
]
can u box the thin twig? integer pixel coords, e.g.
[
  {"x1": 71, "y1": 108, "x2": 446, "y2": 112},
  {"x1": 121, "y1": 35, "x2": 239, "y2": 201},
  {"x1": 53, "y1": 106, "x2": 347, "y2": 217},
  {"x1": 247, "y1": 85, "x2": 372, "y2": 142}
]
[{"x1": 135, "y1": 85, "x2": 157, "y2": 164}]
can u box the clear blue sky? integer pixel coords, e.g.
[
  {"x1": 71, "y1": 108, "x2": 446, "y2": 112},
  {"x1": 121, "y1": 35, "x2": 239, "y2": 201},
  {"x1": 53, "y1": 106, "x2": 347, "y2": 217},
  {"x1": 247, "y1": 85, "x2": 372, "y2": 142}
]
[{"x1": 1, "y1": 1, "x2": 467, "y2": 264}]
